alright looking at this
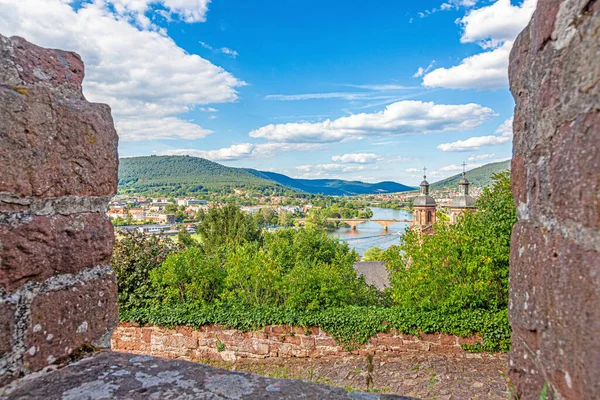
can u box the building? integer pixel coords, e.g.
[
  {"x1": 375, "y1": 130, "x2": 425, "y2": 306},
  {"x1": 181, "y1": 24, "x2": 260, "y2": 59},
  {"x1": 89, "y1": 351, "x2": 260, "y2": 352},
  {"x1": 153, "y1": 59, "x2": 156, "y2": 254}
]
[
  {"x1": 412, "y1": 168, "x2": 437, "y2": 232},
  {"x1": 448, "y1": 163, "x2": 476, "y2": 224}
]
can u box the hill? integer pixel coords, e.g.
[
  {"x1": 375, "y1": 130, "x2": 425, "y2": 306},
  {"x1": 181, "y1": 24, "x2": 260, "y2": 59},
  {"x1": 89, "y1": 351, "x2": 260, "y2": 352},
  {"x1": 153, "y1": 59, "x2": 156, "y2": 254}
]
[
  {"x1": 118, "y1": 156, "x2": 279, "y2": 196},
  {"x1": 430, "y1": 160, "x2": 511, "y2": 190},
  {"x1": 118, "y1": 155, "x2": 415, "y2": 196},
  {"x1": 247, "y1": 170, "x2": 414, "y2": 196}
]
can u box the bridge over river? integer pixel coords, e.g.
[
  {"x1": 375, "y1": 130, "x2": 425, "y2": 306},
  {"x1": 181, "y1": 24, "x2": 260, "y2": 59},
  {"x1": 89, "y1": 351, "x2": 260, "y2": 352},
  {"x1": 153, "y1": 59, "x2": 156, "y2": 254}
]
[{"x1": 296, "y1": 218, "x2": 412, "y2": 231}]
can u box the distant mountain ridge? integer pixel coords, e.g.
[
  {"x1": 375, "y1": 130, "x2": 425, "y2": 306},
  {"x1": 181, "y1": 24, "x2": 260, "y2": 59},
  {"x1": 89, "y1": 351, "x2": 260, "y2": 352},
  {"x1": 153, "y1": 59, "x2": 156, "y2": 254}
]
[
  {"x1": 118, "y1": 155, "x2": 415, "y2": 196},
  {"x1": 430, "y1": 160, "x2": 511, "y2": 190},
  {"x1": 247, "y1": 169, "x2": 414, "y2": 196}
]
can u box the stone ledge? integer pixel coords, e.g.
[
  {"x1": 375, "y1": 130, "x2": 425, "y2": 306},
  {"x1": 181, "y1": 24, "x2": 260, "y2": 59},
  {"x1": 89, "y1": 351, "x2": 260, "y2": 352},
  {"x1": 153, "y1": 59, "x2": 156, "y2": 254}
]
[{"x1": 0, "y1": 351, "x2": 416, "y2": 399}]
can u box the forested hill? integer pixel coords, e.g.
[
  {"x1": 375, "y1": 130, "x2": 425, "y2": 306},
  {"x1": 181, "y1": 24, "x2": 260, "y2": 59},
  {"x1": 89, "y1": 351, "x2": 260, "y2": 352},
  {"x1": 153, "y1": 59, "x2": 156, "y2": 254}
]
[
  {"x1": 118, "y1": 156, "x2": 279, "y2": 196},
  {"x1": 118, "y1": 155, "x2": 415, "y2": 196},
  {"x1": 430, "y1": 160, "x2": 511, "y2": 190},
  {"x1": 247, "y1": 170, "x2": 414, "y2": 195}
]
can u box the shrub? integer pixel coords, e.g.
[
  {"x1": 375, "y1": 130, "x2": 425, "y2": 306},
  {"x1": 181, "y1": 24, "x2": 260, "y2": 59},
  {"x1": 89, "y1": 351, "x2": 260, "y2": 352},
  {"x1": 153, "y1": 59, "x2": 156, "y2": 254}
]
[
  {"x1": 197, "y1": 203, "x2": 261, "y2": 253},
  {"x1": 112, "y1": 231, "x2": 175, "y2": 312},
  {"x1": 150, "y1": 247, "x2": 226, "y2": 306},
  {"x1": 385, "y1": 172, "x2": 516, "y2": 311}
]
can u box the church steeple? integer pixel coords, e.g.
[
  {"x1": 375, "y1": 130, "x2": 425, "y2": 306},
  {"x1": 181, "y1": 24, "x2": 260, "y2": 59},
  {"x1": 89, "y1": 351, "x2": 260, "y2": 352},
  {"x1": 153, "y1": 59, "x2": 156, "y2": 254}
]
[
  {"x1": 413, "y1": 166, "x2": 437, "y2": 231},
  {"x1": 420, "y1": 167, "x2": 430, "y2": 196},
  {"x1": 458, "y1": 162, "x2": 470, "y2": 195},
  {"x1": 449, "y1": 161, "x2": 476, "y2": 224}
]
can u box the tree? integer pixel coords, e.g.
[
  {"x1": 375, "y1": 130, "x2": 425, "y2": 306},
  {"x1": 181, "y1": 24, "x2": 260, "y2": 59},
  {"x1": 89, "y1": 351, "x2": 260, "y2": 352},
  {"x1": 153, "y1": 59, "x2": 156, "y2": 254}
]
[
  {"x1": 386, "y1": 172, "x2": 516, "y2": 311},
  {"x1": 112, "y1": 232, "x2": 175, "y2": 311},
  {"x1": 151, "y1": 247, "x2": 225, "y2": 305},
  {"x1": 197, "y1": 203, "x2": 261, "y2": 253},
  {"x1": 363, "y1": 247, "x2": 385, "y2": 262}
]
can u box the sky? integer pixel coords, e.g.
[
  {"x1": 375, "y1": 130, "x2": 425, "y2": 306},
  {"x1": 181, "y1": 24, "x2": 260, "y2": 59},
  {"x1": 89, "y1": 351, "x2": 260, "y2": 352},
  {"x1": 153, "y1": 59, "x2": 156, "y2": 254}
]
[{"x1": 0, "y1": 0, "x2": 536, "y2": 185}]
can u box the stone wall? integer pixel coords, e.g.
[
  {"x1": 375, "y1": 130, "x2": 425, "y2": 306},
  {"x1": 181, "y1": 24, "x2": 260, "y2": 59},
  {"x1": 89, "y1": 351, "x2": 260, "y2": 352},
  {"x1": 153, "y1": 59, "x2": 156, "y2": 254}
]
[
  {"x1": 0, "y1": 35, "x2": 119, "y2": 384},
  {"x1": 508, "y1": 0, "x2": 599, "y2": 399},
  {"x1": 112, "y1": 323, "x2": 480, "y2": 363}
]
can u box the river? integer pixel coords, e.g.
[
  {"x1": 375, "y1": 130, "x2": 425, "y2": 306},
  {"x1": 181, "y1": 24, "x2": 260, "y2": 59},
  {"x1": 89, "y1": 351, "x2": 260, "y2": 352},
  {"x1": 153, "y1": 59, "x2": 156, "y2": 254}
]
[{"x1": 327, "y1": 207, "x2": 412, "y2": 256}]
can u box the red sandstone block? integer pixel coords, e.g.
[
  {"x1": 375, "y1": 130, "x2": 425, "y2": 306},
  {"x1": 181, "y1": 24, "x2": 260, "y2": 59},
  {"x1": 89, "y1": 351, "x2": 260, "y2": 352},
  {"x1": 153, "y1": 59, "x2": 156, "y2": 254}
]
[
  {"x1": 0, "y1": 86, "x2": 118, "y2": 199},
  {"x1": 0, "y1": 213, "x2": 114, "y2": 292},
  {"x1": 430, "y1": 344, "x2": 463, "y2": 354},
  {"x1": 141, "y1": 328, "x2": 152, "y2": 344},
  {"x1": 419, "y1": 333, "x2": 441, "y2": 344},
  {"x1": 440, "y1": 335, "x2": 458, "y2": 346},
  {"x1": 314, "y1": 336, "x2": 337, "y2": 348},
  {"x1": 24, "y1": 275, "x2": 117, "y2": 372}
]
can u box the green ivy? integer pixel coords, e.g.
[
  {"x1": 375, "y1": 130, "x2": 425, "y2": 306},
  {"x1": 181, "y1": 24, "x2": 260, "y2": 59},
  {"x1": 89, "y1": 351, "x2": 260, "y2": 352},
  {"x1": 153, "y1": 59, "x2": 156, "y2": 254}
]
[{"x1": 120, "y1": 303, "x2": 510, "y2": 352}]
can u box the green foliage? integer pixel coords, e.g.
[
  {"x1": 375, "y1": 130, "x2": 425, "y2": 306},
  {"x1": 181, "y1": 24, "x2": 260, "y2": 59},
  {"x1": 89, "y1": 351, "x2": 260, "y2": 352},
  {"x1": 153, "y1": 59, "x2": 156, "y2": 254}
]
[
  {"x1": 112, "y1": 231, "x2": 175, "y2": 310},
  {"x1": 118, "y1": 155, "x2": 284, "y2": 196},
  {"x1": 386, "y1": 172, "x2": 516, "y2": 312},
  {"x1": 363, "y1": 247, "x2": 386, "y2": 262},
  {"x1": 150, "y1": 247, "x2": 226, "y2": 306},
  {"x1": 176, "y1": 227, "x2": 200, "y2": 248},
  {"x1": 120, "y1": 304, "x2": 510, "y2": 352},
  {"x1": 196, "y1": 203, "x2": 262, "y2": 253}
]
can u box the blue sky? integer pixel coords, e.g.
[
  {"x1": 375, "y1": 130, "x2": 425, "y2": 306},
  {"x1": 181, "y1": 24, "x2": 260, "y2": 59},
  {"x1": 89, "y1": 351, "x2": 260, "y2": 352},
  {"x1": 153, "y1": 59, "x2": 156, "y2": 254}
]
[{"x1": 2, "y1": 0, "x2": 536, "y2": 185}]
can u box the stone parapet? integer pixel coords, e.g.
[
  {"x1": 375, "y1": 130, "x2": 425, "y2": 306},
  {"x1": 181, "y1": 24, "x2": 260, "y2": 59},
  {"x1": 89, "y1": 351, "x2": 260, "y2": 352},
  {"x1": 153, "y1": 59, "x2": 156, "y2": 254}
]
[
  {"x1": 0, "y1": 34, "x2": 119, "y2": 384},
  {"x1": 112, "y1": 323, "x2": 481, "y2": 363},
  {"x1": 508, "y1": 0, "x2": 600, "y2": 398}
]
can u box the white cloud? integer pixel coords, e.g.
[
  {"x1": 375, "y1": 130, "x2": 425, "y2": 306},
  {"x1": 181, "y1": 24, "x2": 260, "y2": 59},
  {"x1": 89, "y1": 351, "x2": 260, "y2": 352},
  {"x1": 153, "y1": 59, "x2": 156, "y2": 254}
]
[
  {"x1": 460, "y1": 0, "x2": 537, "y2": 44},
  {"x1": 423, "y1": 42, "x2": 511, "y2": 89},
  {"x1": 111, "y1": 0, "x2": 211, "y2": 24},
  {"x1": 199, "y1": 107, "x2": 219, "y2": 112},
  {"x1": 405, "y1": 168, "x2": 420, "y2": 173},
  {"x1": 439, "y1": 162, "x2": 484, "y2": 171},
  {"x1": 495, "y1": 116, "x2": 513, "y2": 135},
  {"x1": 331, "y1": 153, "x2": 382, "y2": 164},
  {"x1": 159, "y1": 143, "x2": 322, "y2": 161},
  {"x1": 437, "y1": 135, "x2": 511, "y2": 152},
  {"x1": 468, "y1": 153, "x2": 496, "y2": 161},
  {"x1": 220, "y1": 47, "x2": 239, "y2": 58},
  {"x1": 265, "y1": 92, "x2": 395, "y2": 101},
  {"x1": 295, "y1": 164, "x2": 369, "y2": 174},
  {"x1": 422, "y1": 0, "x2": 536, "y2": 90},
  {"x1": 249, "y1": 100, "x2": 495, "y2": 143},
  {"x1": 437, "y1": 117, "x2": 513, "y2": 152},
  {"x1": 344, "y1": 84, "x2": 418, "y2": 91},
  {"x1": 0, "y1": 0, "x2": 244, "y2": 141},
  {"x1": 116, "y1": 117, "x2": 213, "y2": 141},
  {"x1": 413, "y1": 61, "x2": 436, "y2": 78}
]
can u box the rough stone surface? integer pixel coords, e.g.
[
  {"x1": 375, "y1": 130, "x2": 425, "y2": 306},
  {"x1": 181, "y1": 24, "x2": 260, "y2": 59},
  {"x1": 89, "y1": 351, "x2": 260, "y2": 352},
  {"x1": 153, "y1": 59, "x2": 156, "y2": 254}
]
[
  {"x1": 24, "y1": 275, "x2": 118, "y2": 371},
  {"x1": 508, "y1": 0, "x2": 600, "y2": 398},
  {"x1": 0, "y1": 303, "x2": 15, "y2": 357},
  {"x1": 112, "y1": 324, "x2": 478, "y2": 363},
  {"x1": 0, "y1": 213, "x2": 114, "y2": 291},
  {"x1": 1, "y1": 352, "x2": 414, "y2": 399},
  {"x1": 0, "y1": 35, "x2": 118, "y2": 200},
  {"x1": 0, "y1": 34, "x2": 119, "y2": 383}
]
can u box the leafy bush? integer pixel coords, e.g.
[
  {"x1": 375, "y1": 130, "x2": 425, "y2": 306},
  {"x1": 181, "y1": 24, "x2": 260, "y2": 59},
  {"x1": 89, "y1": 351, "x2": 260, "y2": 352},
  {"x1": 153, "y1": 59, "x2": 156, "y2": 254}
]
[
  {"x1": 112, "y1": 231, "x2": 175, "y2": 311},
  {"x1": 150, "y1": 247, "x2": 226, "y2": 306},
  {"x1": 363, "y1": 247, "x2": 386, "y2": 262},
  {"x1": 197, "y1": 203, "x2": 261, "y2": 253},
  {"x1": 385, "y1": 172, "x2": 516, "y2": 311}
]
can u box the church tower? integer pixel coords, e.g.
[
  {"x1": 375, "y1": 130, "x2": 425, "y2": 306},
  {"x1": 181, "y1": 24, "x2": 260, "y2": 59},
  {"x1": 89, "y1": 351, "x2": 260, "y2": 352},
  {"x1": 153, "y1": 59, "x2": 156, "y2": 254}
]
[
  {"x1": 412, "y1": 167, "x2": 437, "y2": 232},
  {"x1": 449, "y1": 162, "x2": 476, "y2": 223}
]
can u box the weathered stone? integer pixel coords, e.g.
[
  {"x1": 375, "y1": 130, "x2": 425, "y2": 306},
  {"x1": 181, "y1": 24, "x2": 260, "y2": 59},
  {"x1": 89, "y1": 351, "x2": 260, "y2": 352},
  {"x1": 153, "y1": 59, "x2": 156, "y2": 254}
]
[
  {"x1": 508, "y1": 0, "x2": 600, "y2": 398},
  {"x1": 0, "y1": 302, "x2": 15, "y2": 357},
  {"x1": 2, "y1": 352, "x2": 415, "y2": 399},
  {"x1": 0, "y1": 213, "x2": 114, "y2": 291},
  {"x1": 0, "y1": 35, "x2": 84, "y2": 100},
  {"x1": 23, "y1": 275, "x2": 118, "y2": 372},
  {"x1": 0, "y1": 85, "x2": 118, "y2": 199}
]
